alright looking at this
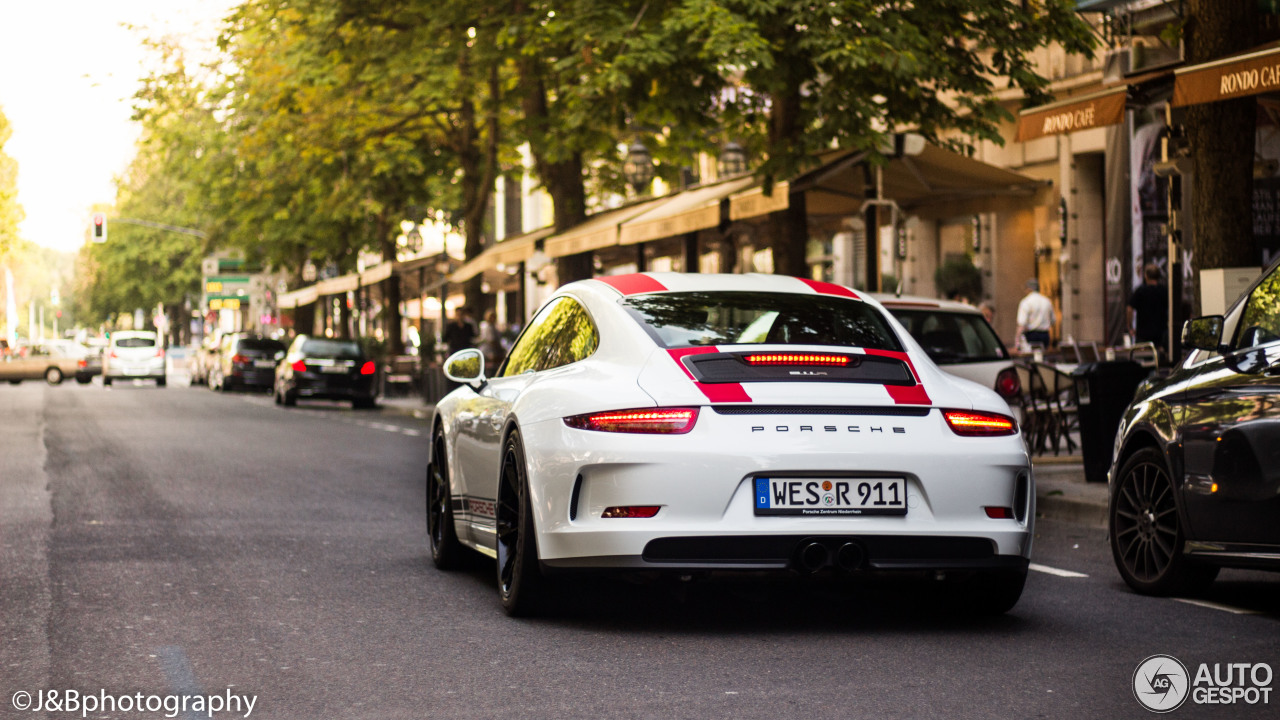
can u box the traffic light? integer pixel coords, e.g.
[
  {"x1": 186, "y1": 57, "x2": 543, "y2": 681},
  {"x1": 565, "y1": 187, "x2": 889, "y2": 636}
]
[{"x1": 92, "y1": 213, "x2": 107, "y2": 243}]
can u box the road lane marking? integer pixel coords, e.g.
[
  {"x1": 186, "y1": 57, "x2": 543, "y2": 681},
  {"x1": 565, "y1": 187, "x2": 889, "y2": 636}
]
[
  {"x1": 1172, "y1": 598, "x2": 1263, "y2": 615},
  {"x1": 1029, "y1": 563, "x2": 1089, "y2": 578}
]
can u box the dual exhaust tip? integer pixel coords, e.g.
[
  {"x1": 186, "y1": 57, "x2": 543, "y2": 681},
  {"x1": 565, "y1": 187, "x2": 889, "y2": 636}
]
[{"x1": 796, "y1": 540, "x2": 865, "y2": 574}]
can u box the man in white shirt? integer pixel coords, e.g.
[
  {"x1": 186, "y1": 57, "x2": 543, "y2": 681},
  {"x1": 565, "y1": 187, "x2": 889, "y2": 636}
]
[{"x1": 1016, "y1": 279, "x2": 1055, "y2": 349}]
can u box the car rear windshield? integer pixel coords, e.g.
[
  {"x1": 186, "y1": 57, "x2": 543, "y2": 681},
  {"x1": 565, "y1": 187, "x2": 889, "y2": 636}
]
[
  {"x1": 115, "y1": 337, "x2": 156, "y2": 348},
  {"x1": 621, "y1": 291, "x2": 903, "y2": 351},
  {"x1": 238, "y1": 339, "x2": 285, "y2": 354},
  {"x1": 300, "y1": 339, "x2": 363, "y2": 358},
  {"x1": 889, "y1": 309, "x2": 1008, "y2": 363}
]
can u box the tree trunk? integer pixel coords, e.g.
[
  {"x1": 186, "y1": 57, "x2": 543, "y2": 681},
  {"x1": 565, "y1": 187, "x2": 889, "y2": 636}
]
[
  {"x1": 455, "y1": 42, "x2": 499, "y2": 316},
  {"x1": 377, "y1": 215, "x2": 404, "y2": 355},
  {"x1": 1186, "y1": 0, "x2": 1258, "y2": 276},
  {"x1": 766, "y1": 35, "x2": 811, "y2": 279}
]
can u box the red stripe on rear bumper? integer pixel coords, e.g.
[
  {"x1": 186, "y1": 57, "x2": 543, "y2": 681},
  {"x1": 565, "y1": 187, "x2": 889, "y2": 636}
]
[
  {"x1": 667, "y1": 347, "x2": 752, "y2": 403},
  {"x1": 595, "y1": 273, "x2": 668, "y2": 295}
]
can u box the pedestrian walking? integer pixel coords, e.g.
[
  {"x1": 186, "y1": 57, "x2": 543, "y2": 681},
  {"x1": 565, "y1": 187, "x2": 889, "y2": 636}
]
[
  {"x1": 1015, "y1": 279, "x2": 1055, "y2": 350},
  {"x1": 1127, "y1": 263, "x2": 1168, "y2": 346},
  {"x1": 442, "y1": 308, "x2": 476, "y2": 357}
]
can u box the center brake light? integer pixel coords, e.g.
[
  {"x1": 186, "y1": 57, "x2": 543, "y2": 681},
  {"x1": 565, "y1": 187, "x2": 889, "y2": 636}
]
[
  {"x1": 743, "y1": 353, "x2": 850, "y2": 366},
  {"x1": 564, "y1": 408, "x2": 699, "y2": 434},
  {"x1": 943, "y1": 410, "x2": 1017, "y2": 437}
]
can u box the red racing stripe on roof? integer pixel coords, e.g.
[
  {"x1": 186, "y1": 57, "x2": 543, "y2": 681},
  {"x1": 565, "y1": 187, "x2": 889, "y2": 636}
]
[
  {"x1": 797, "y1": 278, "x2": 860, "y2": 300},
  {"x1": 595, "y1": 273, "x2": 668, "y2": 296},
  {"x1": 667, "y1": 347, "x2": 752, "y2": 403},
  {"x1": 864, "y1": 348, "x2": 932, "y2": 406}
]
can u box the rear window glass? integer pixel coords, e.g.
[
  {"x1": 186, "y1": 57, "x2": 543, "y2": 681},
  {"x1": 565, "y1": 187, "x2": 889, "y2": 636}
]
[
  {"x1": 237, "y1": 339, "x2": 285, "y2": 353},
  {"x1": 889, "y1": 309, "x2": 1008, "y2": 363},
  {"x1": 301, "y1": 339, "x2": 363, "y2": 358},
  {"x1": 115, "y1": 337, "x2": 156, "y2": 348},
  {"x1": 621, "y1": 291, "x2": 902, "y2": 351}
]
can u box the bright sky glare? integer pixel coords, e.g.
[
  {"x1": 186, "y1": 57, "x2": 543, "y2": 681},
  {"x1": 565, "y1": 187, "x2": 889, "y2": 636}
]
[{"x1": 0, "y1": 1, "x2": 236, "y2": 254}]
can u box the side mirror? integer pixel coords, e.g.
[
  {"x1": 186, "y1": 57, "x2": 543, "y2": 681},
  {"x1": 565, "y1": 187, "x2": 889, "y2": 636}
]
[
  {"x1": 444, "y1": 349, "x2": 486, "y2": 387},
  {"x1": 1182, "y1": 316, "x2": 1225, "y2": 352}
]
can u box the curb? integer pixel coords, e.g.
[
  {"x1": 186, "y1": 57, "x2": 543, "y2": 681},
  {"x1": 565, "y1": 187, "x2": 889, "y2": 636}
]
[
  {"x1": 376, "y1": 401, "x2": 433, "y2": 420},
  {"x1": 1037, "y1": 491, "x2": 1108, "y2": 527}
]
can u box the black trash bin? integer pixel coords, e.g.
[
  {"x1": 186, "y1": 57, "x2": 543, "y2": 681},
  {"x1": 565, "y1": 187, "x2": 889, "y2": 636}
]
[{"x1": 1071, "y1": 360, "x2": 1151, "y2": 484}]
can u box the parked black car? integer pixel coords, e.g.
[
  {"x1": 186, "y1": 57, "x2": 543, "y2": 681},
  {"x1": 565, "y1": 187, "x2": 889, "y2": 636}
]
[
  {"x1": 211, "y1": 334, "x2": 286, "y2": 392},
  {"x1": 1108, "y1": 258, "x2": 1280, "y2": 596},
  {"x1": 274, "y1": 335, "x2": 377, "y2": 409}
]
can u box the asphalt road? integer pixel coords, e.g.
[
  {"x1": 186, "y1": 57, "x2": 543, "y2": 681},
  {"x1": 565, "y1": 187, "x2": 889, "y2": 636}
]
[{"x1": 2, "y1": 378, "x2": 1278, "y2": 720}]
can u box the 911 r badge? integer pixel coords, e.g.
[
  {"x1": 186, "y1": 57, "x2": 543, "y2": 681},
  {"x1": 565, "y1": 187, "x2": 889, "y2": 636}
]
[{"x1": 754, "y1": 477, "x2": 908, "y2": 516}]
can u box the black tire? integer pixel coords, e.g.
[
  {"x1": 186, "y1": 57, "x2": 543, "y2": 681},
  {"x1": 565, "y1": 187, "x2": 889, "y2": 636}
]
[
  {"x1": 282, "y1": 387, "x2": 297, "y2": 407},
  {"x1": 76, "y1": 375, "x2": 91, "y2": 385},
  {"x1": 352, "y1": 397, "x2": 377, "y2": 409},
  {"x1": 45, "y1": 367, "x2": 63, "y2": 385},
  {"x1": 1110, "y1": 447, "x2": 1219, "y2": 596},
  {"x1": 102, "y1": 377, "x2": 112, "y2": 387},
  {"x1": 496, "y1": 430, "x2": 548, "y2": 616},
  {"x1": 427, "y1": 430, "x2": 464, "y2": 570},
  {"x1": 156, "y1": 376, "x2": 166, "y2": 388},
  {"x1": 8, "y1": 379, "x2": 21, "y2": 385}
]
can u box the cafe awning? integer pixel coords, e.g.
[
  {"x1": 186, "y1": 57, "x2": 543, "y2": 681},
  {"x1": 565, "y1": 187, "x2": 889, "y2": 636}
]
[
  {"x1": 618, "y1": 176, "x2": 756, "y2": 245},
  {"x1": 1015, "y1": 88, "x2": 1128, "y2": 142},
  {"x1": 278, "y1": 285, "x2": 318, "y2": 310},
  {"x1": 543, "y1": 196, "x2": 669, "y2": 258},
  {"x1": 450, "y1": 226, "x2": 554, "y2": 283},
  {"x1": 1173, "y1": 44, "x2": 1280, "y2": 107}
]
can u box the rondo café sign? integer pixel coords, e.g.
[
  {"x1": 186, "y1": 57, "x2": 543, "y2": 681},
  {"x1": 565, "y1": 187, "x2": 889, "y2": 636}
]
[
  {"x1": 1016, "y1": 89, "x2": 1126, "y2": 142},
  {"x1": 1174, "y1": 46, "x2": 1280, "y2": 107}
]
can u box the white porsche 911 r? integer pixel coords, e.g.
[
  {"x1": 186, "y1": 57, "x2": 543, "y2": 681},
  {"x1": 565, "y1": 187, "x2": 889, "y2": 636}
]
[{"x1": 427, "y1": 273, "x2": 1032, "y2": 616}]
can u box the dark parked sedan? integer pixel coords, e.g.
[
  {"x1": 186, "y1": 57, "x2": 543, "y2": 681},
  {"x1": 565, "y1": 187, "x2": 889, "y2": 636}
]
[
  {"x1": 1108, "y1": 258, "x2": 1280, "y2": 596},
  {"x1": 274, "y1": 336, "x2": 377, "y2": 408},
  {"x1": 211, "y1": 335, "x2": 286, "y2": 392}
]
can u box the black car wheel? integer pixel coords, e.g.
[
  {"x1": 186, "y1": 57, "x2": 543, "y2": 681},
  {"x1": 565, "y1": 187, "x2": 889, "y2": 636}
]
[
  {"x1": 427, "y1": 430, "x2": 464, "y2": 570},
  {"x1": 352, "y1": 397, "x2": 377, "y2": 409},
  {"x1": 102, "y1": 377, "x2": 112, "y2": 387},
  {"x1": 156, "y1": 376, "x2": 166, "y2": 388},
  {"x1": 282, "y1": 386, "x2": 297, "y2": 406},
  {"x1": 45, "y1": 367, "x2": 63, "y2": 385},
  {"x1": 496, "y1": 430, "x2": 548, "y2": 616},
  {"x1": 1110, "y1": 447, "x2": 1218, "y2": 596}
]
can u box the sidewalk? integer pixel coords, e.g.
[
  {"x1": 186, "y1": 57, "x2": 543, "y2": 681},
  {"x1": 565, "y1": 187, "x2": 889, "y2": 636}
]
[
  {"x1": 376, "y1": 394, "x2": 434, "y2": 420},
  {"x1": 1033, "y1": 455, "x2": 1109, "y2": 527}
]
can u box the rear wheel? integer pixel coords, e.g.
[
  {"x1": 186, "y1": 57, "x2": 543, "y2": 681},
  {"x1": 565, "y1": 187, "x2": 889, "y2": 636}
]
[
  {"x1": 352, "y1": 397, "x2": 377, "y2": 409},
  {"x1": 1110, "y1": 447, "x2": 1218, "y2": 596},
  {"x1": 8, "y1": 379, "x2": 21, "y2": 385},
  {"x1": 427, "y1": 430, "x2": 464, "y2": 570},
  {"x1": 102, "y1": 377, "x2": 112, "y2": 387},
  {"x1": 156, "y1": 376, "x2": 166, "y2": 388},
  {"x1": 45, "y1": 367, "x2": 63, "y2": 385},
  {"x1": 496, "y1": 430, "x2": 548, "y2": 616}
]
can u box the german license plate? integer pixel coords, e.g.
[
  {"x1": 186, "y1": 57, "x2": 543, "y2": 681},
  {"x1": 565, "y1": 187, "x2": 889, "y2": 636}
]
[
  {"x1": 125, "y1": 366, "x2": 147, "y2": 376},
  {"x1": 753, "y1": 477, "x2": 908, "y2": 516},
  {"x1": 321, "y1": 365, "x2": 347, "y2": 374},
  {"x1": 255, "y1": 360, "x2": 275, "y2": 368}
]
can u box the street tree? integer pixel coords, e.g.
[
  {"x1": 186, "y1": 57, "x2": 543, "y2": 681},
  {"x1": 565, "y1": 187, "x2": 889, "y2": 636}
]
[{"x1": 0, "y1": 106, "x2": 23, "y2": 261}]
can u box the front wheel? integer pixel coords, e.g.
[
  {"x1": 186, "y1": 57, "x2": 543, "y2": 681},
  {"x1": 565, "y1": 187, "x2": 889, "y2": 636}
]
[
  {"x1": 496, "y1": 430, "x2": 549, "y2": 616},
  {"x1": 1110, "y1": 447, "x2": 1218, "y2": 596},
  {"x1": 427, "y1": 430, "x2": 464, "y2": 570},
  {"x1": 45, "y1": 367, "x2": 63, "y2": 385}
]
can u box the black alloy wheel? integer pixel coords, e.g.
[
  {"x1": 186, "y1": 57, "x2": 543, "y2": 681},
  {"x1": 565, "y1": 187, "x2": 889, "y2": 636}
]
[
  {"x1": 427, "y1": 430, "x2": 464, "y2": 570},
  {"x1": 1110, "y1": 447, "x2": 1218, "y2": 596},
  {"x1": 495, "y1": 430, "x2": 547, "y2": 616}
]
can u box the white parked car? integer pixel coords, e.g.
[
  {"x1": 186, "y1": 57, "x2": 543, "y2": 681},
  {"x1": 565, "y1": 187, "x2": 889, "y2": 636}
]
[
  {"x1": 873, "y1": 294, "x2": 1020, "y2": 403},
  {"x1": 429, "y1": 273, "x2": 1031, "y2": 616},
  {"x1": 103, "y1": 331, "x2": 166, "y2": 387}
]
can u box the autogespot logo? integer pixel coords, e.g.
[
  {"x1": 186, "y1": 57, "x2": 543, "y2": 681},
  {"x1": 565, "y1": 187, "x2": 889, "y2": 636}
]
[{"x1": 1134, "y1": 654, "x2": 1190, "y2": 713}]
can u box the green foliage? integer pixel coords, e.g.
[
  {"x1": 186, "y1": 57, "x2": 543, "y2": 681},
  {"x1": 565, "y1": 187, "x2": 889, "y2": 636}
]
[
  {"x1": 0, "y1": 106, "x2": 23, "y2": 260},
  {"x1": 934, "y1": 255, "x2": 983, "y2": 302}
]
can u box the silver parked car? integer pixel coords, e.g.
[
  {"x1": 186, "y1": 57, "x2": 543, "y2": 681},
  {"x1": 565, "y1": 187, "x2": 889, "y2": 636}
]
[{"x1": 103, "y1": 331, "x2": 166, "y2": 387}]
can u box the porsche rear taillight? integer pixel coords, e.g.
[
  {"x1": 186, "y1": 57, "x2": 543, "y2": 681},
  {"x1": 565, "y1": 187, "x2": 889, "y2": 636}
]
[
  {"x1": 564, "y1": 408, "x2": 699, "y2": 434},
  {"x1": 943, "y1": 410, "x2": 1017, "y2": 437},
  {"x1": 743, "y1": 353, "x2": 850, "y2": 366},
  {"x1": 291, "y1": 360, "x2": 308, "y2": 373},
  {"x1": 995, "y1": 368, "x2": 1020, "y2": 399}
]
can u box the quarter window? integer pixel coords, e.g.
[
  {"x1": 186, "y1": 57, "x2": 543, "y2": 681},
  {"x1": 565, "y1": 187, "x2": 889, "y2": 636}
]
[{"x1": 501, "y1": 297, "x2": 599, "y2": 376}]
